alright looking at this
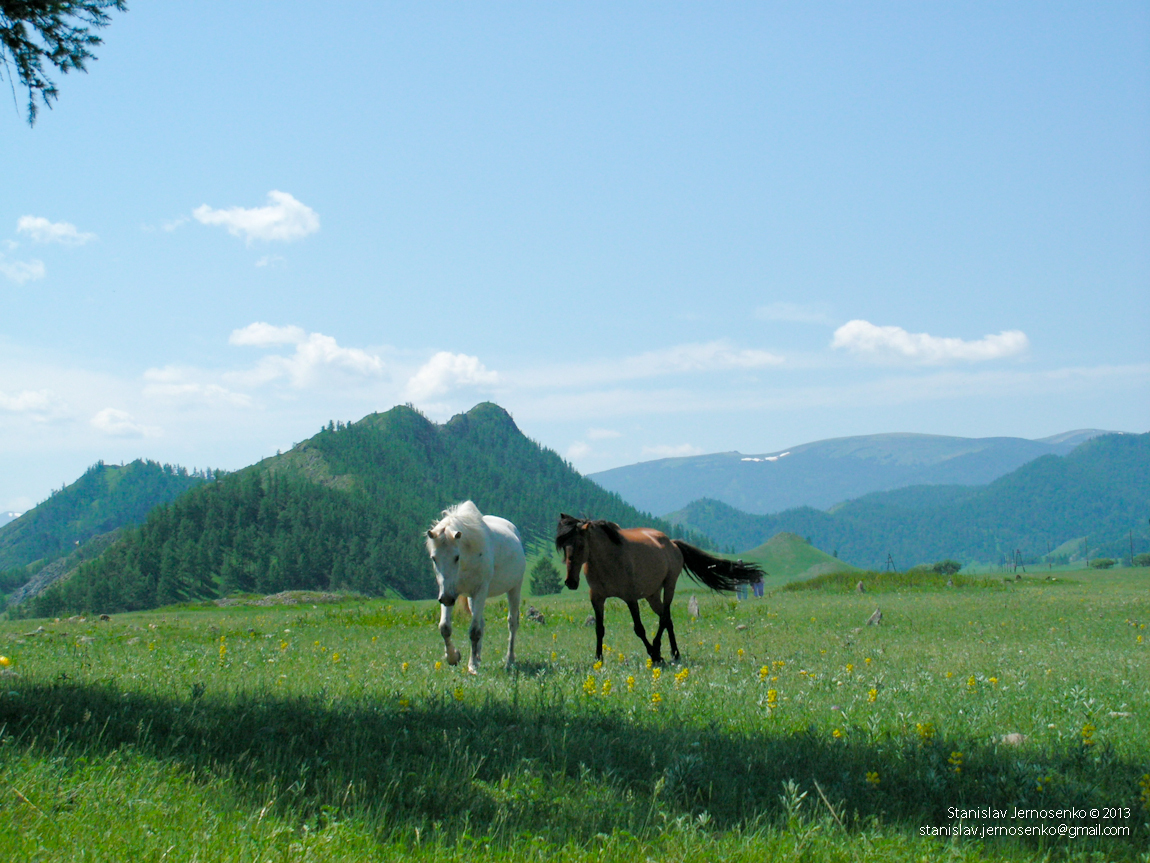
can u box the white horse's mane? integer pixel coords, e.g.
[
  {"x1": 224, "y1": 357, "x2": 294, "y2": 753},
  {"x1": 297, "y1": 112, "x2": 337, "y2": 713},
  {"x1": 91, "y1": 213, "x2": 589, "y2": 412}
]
[{"x1": 431, "y1": 500, "x2": 486, "y2": 540}]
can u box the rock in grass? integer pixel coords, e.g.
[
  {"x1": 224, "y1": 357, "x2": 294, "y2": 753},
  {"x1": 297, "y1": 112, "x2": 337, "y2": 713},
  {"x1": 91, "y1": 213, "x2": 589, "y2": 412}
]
[
  {"x1": 866, "y1": 608, "x2": 882, "y2": 626},
  {"x1": 856, "y1": 581, "x2": 866, "y2": 593},
  {"x1": 526, "y1": 606, "x2": 545, "y2": 624},
  {"x1": 688, "y1": 596, "x2": 700, "y2": 618}
]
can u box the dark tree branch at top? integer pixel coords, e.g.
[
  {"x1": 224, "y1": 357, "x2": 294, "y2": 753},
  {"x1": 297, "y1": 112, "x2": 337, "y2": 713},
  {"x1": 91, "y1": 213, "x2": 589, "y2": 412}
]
[{"x1": 1, "y1": 1, "x2": 127, "y2": 125}]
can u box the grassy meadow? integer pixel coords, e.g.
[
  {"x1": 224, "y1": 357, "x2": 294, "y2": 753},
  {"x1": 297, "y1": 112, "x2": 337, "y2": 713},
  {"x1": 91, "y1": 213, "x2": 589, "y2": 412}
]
[{"x1": 1, "y1": 569, "x2": 1148, "y2": 861}]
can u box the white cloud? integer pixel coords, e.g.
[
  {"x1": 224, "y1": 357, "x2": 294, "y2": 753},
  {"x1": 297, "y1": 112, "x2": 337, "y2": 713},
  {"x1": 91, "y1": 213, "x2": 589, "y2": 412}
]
[
  {"x1": 404, "y1": 352, "x2": 500, "y2": 401},
  {"x1": 0, "y1": 388, "x2": 69, "y2": 421},
  {"x1": 226, "y1": 325, "x2": 384, "y2": 389},
  {"x1": 587, "y1": 428, "x2": 621, "y2": 440},
  {"x1": 0, "y1": 256, "x2": 46, "y2": 284},
  {"x1": 831, "y1": 320, "x2": 1029, "y2": 364},
  {"x1": 640, "y1": 443, "x2": 703, "y2": 459},
  {"x1": 755, "y1": 301, "x2": 834, "y2": 325},
  {"x1": 567, "y1": 441, "x2": 592, "y2": 459},
  {"x1": 229, "y1": 322, "x2": 307, "y2": 347},
  {"x1": 162, "y1": 216, "x2": 188, "y2": 232},
  {"x1": 255, "y1": 254, "x2": 286, "y2": 268},
  {"x1": 16, "y1": 215, "x2": 96, "y2": 245},
  {"x1": 90, "y1": 408, "x2": 159, "y2": 438},
  {"x1": 625, "y1": 341, "x2": 784, "y2": 377},
  {"x1": 193, "y1": 190, "x2": 320, "y2": 244},
  {"x1": 142, "y1": 367, "x2": 252, "y2": 408}
]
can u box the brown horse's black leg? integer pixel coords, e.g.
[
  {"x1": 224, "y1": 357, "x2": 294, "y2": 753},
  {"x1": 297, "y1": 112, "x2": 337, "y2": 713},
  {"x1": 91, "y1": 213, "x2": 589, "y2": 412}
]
[
  {"x1": 592, "y1": 595, "x2": 606, "y2": 661},
  {"x1": 660, "y1": 578, "x2": 681, "y2": 662},
  {"x1": 627, "y1": 600, "x2": 660, "y2": 663},
  {"x1": 646, "y1": 594, "x2": 666, "y2": 658}
]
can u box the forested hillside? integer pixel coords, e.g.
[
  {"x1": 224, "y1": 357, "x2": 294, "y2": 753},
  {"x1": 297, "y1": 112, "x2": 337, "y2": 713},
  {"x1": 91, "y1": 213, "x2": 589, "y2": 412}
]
[
  {"x1": 667, "y1": 433, "x2": 1150, "y2": 568},
  {"x1": 27, "y1": 403, "x2": 707, "y2": 616},
  {"x1": 0, "y1": 461, "x2": 207, "y2": 578}
]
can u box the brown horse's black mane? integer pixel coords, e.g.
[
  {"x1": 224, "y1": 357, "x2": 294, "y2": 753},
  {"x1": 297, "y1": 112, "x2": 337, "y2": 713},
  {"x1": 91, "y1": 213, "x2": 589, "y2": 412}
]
[{"x1": 555, "y1": 514, "x2": 623, "y2": 550}]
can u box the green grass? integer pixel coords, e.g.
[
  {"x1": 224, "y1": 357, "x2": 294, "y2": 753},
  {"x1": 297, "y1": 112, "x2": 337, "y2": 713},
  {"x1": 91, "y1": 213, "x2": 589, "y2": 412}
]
[{"x1": 0, "y1": 570, "x2": 1147, "y2": 861}]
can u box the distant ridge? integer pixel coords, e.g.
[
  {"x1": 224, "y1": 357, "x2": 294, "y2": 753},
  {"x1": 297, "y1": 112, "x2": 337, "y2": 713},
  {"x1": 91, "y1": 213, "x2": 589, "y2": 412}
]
[
  {"x1": 666, "y1": 433, "x2": 1149, "y2": 569},
  {"x1": 590, "y1": 429, "x2": 1121, "y2": 516}
]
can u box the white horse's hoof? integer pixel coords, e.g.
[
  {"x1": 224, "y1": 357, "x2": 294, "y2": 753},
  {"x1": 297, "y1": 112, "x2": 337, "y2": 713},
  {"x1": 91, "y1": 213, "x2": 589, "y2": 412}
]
[{"x1": 467, "y1": 664, "x2": 480, "y2": 675}]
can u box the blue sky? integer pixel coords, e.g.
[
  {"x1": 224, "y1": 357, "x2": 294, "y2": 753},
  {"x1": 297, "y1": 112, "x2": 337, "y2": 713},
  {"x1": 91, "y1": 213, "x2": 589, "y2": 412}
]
[{"x1": 2, "y1": 2, "x2": 1147, "y2": 512}]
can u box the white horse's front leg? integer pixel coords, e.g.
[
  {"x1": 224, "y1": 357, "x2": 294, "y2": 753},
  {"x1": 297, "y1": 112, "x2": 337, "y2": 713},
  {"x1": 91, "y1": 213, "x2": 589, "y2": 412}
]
[
  {"x1": 505, "y1": 584, "x2": 521, "y2": 668},
  {"x1": 467, "y1": 588, "x2": 489, "y2": 675},
  {"x1": 439, "y1": 602, "x2": 461, "y2": 666}
]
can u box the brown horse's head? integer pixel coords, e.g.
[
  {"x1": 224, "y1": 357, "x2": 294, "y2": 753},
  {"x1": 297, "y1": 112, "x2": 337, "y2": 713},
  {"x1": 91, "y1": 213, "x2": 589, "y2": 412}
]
[
  {"x1": 555, "y1": 513, "x2": 586, "y2": 589},
  {"x1": 555, "y1": 513, "x2": 623, "y2": 590}
]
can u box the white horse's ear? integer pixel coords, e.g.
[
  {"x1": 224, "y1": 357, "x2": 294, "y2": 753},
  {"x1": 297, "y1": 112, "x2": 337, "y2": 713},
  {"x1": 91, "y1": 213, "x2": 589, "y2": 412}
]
[
  {"x1": 453, "y1": 530, "x2": 462, "y2": 540},
  {"x1": 427, "y1": 528, "x2": 437, "y2": 539}
]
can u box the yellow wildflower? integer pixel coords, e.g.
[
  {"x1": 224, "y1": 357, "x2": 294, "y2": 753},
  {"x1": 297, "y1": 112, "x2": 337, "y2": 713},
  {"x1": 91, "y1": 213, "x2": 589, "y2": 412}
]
[
  {"x1": 434, "y1": 660, "x2": 443, "y2": 671},
  {"x1": 867, "y1": 688, "x2": 877, "y2": 703},
  {"x1": 1081, "y1": 722, "x2": 1095, "y2": 746},
  {"x1": 766, "y1": 689, "x2": 778, "y2": 709},
  {"x1": 832, "y1": 728, "x2": 843, "y2": 739},
  {"x1": 759, "y1": 665, "x2": 770, "y2": 682},
  {"x1": 453, "y1": 687, "x2": 464, "y2": 702},
  {"x1": 845, "y1": 663, "x2": 854, "y2": 674},
  {"x1": 948, "y1": 751, "x2": 963, "y2": 774},
  {"x1": 583, "y1": 675, "x2": 596, "y2": 696},
  {"x1": 593, "y1": 660, "x2": 603, "y2": 671},
  {"x1": 626, "y1": 675, "x2": 636, "y2": 692},
  {"x1": 866, "y1": 771, "x2": 880, "y2": 786},
  {"x1": 650, "y1": 692, "x2": 662, "y2": 708},
  {"x1": 0, "y1": 656, "x2": 9, "y2": 667},
  {"x1": 674, "y1": 667, "x2": 690, "y2": 685},
  {"x1": 401, "y1": 661, "x2": 409, "y2": 673},
  {"x1": 601, "y1": 679, "x2": 613, "y2": 696},
  {"x1": 915, "y1": 722, "x2": 935, "y2": 742},
  {"x1": 652, "y1": 667, "x2": 662, "y2": 682}
]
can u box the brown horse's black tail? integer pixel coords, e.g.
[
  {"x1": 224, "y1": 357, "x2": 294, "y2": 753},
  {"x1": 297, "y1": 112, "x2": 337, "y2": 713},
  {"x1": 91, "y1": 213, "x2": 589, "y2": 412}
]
[{"x1": 672, "y1": 540, "x2": 765, "y2": 592}]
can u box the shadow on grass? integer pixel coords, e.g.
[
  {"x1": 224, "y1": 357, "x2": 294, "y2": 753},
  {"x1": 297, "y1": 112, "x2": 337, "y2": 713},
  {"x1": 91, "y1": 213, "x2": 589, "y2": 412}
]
[{"x1": 0, "y1": 677, "x2": 1145, "y2": 855}]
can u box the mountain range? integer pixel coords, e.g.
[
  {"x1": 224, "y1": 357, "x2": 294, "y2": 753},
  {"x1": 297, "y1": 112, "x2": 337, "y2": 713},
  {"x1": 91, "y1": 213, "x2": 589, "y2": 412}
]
[
  {"x1": 665, "y1": 432, "x2": 1149, "y2": 568},
  {"x1": 590, "y1": 429, "x2": 1116, "y2": 516}
]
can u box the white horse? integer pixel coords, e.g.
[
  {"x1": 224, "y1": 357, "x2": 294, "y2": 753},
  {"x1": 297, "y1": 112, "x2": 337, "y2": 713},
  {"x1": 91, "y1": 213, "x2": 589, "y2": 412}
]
[{"x1": 425, "y1": 501, "x2": 525, "y2": 674}]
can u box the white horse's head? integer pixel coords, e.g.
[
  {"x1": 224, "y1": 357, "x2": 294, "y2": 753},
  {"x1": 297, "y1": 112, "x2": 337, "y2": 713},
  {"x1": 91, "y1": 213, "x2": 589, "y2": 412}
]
[{"x1": 426, "y1": 500, "x2": 486, "y2": 606}]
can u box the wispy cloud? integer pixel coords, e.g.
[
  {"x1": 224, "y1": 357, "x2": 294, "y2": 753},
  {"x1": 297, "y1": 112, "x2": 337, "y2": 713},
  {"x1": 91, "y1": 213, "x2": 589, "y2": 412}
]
[
  {"x1": 227, "y1": 323, "x2": 383, "y2": 389},
  {"x1": 831, "y1": 320, "x2": 1028, "y2": 364},
  {"x1": 640, "y1": 443, "x2": 703, "y2": 459},
  {"x1": 567, "y1": 441, "x2": 592, "y2": 459},
  {"x1": 16, "y1": 215, "x2": 96, "y2": 245},
  {"x1": 0, "y1": 256, "x2": 46, "y2": 284},
  {"x1": 0, "y1": 389, "x2": 68, "y2": 421},
  {"x1": 193, "y1": 190, "x2": 320, "y2": 244},
  {"x1": 229, "y1": 322, "x2": 307, "y2": 347},
  {"x1": 90, "y1": 408, "x2": 159, "y2": 438},
  {"x1": 142, "y1": 367, "x2": 252, "y2": 408},
  {"x1": 516, "y1": 340, "x2": 783, "y2": 390},
  {"x1": 404, "y1": 352, "x2": 499, "y2": 401},
  {"x1": 587, "y1": 428, "x2": 621, "y2": 440},
  {"x1": 755, "y1": 301, "x2": 835, "y2": 325}
]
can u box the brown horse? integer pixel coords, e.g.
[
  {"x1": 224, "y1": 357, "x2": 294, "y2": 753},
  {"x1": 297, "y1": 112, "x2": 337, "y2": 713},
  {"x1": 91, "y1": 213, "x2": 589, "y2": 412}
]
[{"x1": 555, "y1": 514, "x2": 765, "y2": 663}]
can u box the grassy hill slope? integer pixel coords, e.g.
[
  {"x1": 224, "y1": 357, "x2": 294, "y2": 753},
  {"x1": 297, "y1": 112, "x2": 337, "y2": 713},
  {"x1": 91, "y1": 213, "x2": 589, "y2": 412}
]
[
  {"x1": 668, "y1": 432, "x2": 1149, "y2": 569},
  {"x1": 735, "y1": 531, "x2": 858, "y2": 587},
  {"x1": 25, "y1": 403, "x2": 709, "y2": 616}
]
